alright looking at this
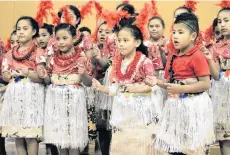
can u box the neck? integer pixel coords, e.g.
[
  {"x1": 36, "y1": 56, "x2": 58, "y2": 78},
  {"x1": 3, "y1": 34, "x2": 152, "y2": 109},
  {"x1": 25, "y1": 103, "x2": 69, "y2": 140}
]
[
  {"x1": 224, "y1": 35, "x2": 230, "y2": 41},
  {"x1": 19, "y1": 40, "x2": 33, "y2": 48},
  {"x1": 150, "y1": 36, "x2": 161, "y2": 43},
  {"x1": 62, "y1": 47, "x2": 75, "y2": 55},
  {"x1": 179, "y1": 43, "x2": 194, "y2": 54},
  {"x1": 123, "y1": 50, "x2": 137, "y2": 61}
]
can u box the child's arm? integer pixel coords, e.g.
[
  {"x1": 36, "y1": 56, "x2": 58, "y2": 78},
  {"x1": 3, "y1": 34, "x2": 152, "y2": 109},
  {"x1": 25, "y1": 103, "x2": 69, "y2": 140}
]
[
  {"x1": 0, "y1": 86, "x2": 7, "y2": 93},
  {"x1": 200, "y1": 47, "x2": 220, "y2": 80},
  {"x1": 145, "y1": 76, "x2": 168, "y2": 89},
  {"x1": 92, "y1": 78, "x2": 109, "y2": 94},
  {"x1": 124, "y1": 83, "x2": 152, "y2": 93},
  {"x1": 166, "y1": 75, "x2": 210, "y2": 94}
]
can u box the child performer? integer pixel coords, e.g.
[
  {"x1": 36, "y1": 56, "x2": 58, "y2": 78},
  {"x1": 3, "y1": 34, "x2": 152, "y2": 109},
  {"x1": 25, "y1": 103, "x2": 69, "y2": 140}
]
[
  {"x1": 146, "y1": 16, "x2": 168, "y2": 79},
  {"x1": 203, "y1": 5, "x2": 230, "y2": 155},
  {"x1": 1, "y1": 16, "x2": 45, "y2": 155},
  {"x1": 37, "y1": 23, "x2": 53, "y2": 50},
  {"x1": 92, "y1": 25, "x2": 158, "y2": 155},
  {"x1": 145, "y1": 13, "x2": 215, "y2": 155},
  {"x1": 38, "y1": 23, "x2": 92, "y2": 155}
]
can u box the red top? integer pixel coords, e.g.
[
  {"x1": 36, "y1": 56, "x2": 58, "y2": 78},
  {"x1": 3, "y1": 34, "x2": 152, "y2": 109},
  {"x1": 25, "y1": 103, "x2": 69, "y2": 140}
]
[
  {"x1": 164, "y1": 46, "x2": 210, "y2": 80},
  {"x1": 144, "y1": 37, "x2": 169, "y2": 70},
  {"x1": 47, "y1": 46, "x2": 92, "y2": 75},
  {"x1": 211, "y1": 40, "x2": 230, "y2": 70},
  {"x1": 2, "y1": 43, "x2": 45, "y2": 72}
]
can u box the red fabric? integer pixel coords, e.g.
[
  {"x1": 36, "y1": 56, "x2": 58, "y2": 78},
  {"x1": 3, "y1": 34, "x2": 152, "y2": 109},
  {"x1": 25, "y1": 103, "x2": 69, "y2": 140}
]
[
  {"x1": 145, "y1": 37, "x2": 169, "y2": 70},
  {"x1": 164, "y1": 46, "x2": 210, "y2": 80},
  {"x1": 211, "y1": 40, "x2": 230, "y2": 61},
  {"x1": 3, "y1": 43, "x2": 45, "y2": 71},
  {"x1": 110, "y1": 53, "x2": 155, "y2": 84}
]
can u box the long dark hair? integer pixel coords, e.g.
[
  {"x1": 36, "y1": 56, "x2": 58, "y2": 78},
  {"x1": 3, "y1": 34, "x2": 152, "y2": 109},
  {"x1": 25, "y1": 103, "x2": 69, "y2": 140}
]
[{"x1": 118, "y1": 25, "x2": 148, "y2": 56}]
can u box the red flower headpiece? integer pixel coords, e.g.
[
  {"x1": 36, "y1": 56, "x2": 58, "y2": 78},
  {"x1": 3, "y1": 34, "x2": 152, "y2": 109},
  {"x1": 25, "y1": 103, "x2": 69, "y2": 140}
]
[
  {"x1": 151, "y1": 0, "x2": 159, "y2": 16},
  {"x1": 217, "y1": 0, "x2": 230, "y2": 8},
  {"x1": 135, "y1": 3, "x2": 151, "y2": 40},
  {"x1": 60, "y1": 6, "x2": 72, "y2": 24},
  {"x1": 80, "y1": 0, "x2": 94, "y2": 20},
  {"x1": 94, "y1": 1, "x2": 104, "y2": 20},
  {"x1": 184, "y1": 0, "x2": 198, "y2": 12},
  {"x1": 35, "y1": 0, "x2": 53, "y2": 26}
]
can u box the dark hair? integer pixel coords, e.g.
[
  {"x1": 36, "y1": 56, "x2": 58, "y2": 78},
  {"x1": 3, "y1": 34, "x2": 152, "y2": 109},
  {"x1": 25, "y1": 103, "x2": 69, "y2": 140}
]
[
  {"x1": 218, "y1": 7, "x2": 230, "y2": 16},
  {"x1": 148, "y1": 16, "x2": 165, "y2": 29},
  {"x1": 79, "y1": 26, "x2": 91, "y2": 34},
  {"x1": 40, "y1": 23, "x2": 54, "y2": 35},
  {"x1": 212, "y1": 18, "x2": 218, "y2": 32},
  {"x1": 11, "y1": 30, "x2": 17, "y2": 36},
  {"x1": 174, "y1": 12, "x2": 199, "y2": 38},
  {"x1": 118, "y1": 25, "x2": 148, "y2": 56},
  {"x1": 58, "y1": 5, "x2": 81, "y2": 28},
  {"x1": 116, "y1": 3, "x2": 136, "y2": 15},
  {"x1": 174, "y1": 6, "x2": 192, "y2": 17},
  {"x1": 114, "y1": 3, "x2": 137, "y2": 32},
  {"x1": 16, "y1": 16, "x2": 39, "y2": 38},
  {"x1": 55, "y1": 23, "x2": 76, "y2": 37}
]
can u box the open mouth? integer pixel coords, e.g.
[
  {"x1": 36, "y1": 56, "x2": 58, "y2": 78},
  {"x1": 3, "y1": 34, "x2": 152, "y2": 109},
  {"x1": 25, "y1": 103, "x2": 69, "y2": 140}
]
[{"x1": 99, "y1": 37, "x2": 105, "y2": 42}]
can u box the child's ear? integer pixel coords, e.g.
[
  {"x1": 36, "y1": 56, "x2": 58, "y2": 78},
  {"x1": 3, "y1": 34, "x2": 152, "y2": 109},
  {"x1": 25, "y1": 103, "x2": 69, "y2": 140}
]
[
  {"x1": 191, "y1": 32, "x2": 197, "y2": 42},
  {"x1": 32, "y1": 29, "x2": 37, "y2": 37},
  {"x1": 72, "y1": 35, "x2": 77, "y2": 43},
  {"x1": 136, "y1": 39, "x2": 141, "y2": 48}
]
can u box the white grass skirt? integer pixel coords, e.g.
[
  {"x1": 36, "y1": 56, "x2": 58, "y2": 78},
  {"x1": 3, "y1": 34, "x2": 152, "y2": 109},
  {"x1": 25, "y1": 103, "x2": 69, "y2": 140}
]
[
  {"x1": 85, "y1": 67, "x2": 113, "y2": 110},
  {"x1": 44, "y1": 85, "x2": 88, "y2": 149},
  {"x1": 110, "y1": 124, "x2": 156, "y2": 155},
  {"x1": 0, "y1": 79, "x2": 45, "y2": 127},
  {"x1": 110, "y1": 93, "x2": 157, "y2": 129},
  {"x1": 99, "y1": 67, "x2": 113, "y2": 110},
  {"x1": 211, "y1": 73, "x2": 230, "y2": 127},
  {"x1": 155, "y1": 92, "x2": 215, "y2": 154}
]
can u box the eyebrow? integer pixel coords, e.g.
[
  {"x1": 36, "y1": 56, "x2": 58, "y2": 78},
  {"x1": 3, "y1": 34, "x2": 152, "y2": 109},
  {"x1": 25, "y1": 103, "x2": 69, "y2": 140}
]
[{"x1": 223, "y1": 17, "x2": 229, "y2": 20}]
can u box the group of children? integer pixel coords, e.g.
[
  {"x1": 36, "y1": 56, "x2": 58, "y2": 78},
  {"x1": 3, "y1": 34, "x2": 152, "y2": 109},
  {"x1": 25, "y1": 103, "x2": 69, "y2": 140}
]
[{"x1": 0, "y1": 1, "x2": 230, "y2": 155}]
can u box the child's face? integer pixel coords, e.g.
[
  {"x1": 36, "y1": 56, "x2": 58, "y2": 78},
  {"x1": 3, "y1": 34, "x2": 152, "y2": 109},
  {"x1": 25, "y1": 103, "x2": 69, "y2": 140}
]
[
  {"x1": 117, "y1": 29, "x2": 140, "y2": 57},
  {"x1": 56, "y1": 29, "x2": 75, "y2": 53},
  {"x1": 148, "y1": 19, "x2": 164, "y2": 40},
  {"x1": 16, "y1": 19, "x2": 36, "y2": 44},
  {"x1": 37, "y1": 28, "x2": 52, "y2": 49},
  {"x1": 97, "y1": 24, "x2": 112, "y2": 45},
  {"x1": 10, "y1": 33, "x2": 19, "y2": 49},
  {"x1": 174, "y1": 8, "x2": 189, "y2": 21},
  {"x1": 218, "y1": 11, "x2": 230, "y2": 37},
  {"x1": 172, "y1": 23, "x2": 195, "y2": 51},
  {"x1": 61, "y1": 9, "x2": 79, "y2": 27}
]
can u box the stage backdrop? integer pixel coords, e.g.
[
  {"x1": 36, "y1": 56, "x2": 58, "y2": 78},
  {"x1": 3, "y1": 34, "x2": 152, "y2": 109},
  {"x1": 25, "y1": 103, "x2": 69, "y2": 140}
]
[{"x1": 0, "y1": 0, "x2": 220, "y2": 42}]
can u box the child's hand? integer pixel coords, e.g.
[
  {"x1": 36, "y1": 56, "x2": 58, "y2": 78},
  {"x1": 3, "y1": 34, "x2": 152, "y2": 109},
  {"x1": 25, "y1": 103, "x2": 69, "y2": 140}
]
[
  {"x1": 2, "y1": 71, "x2": 11, "y2": 82},
  {"x1": 21, "y1": 67, "x2": 29, "y2": 76},
  {"x1": 200, "y1": 46, "x2": 213, "y2": 60},
  {"x1": 144, "y1": 76, "x2": 158, "y2": 87},
  {"x1": 166, "y1": 83, "x2": 183, "y2": 95},
  {"x1": 78, "y1": 64, "x2": 86, "y2": 75},
  {"x1": 92, "y1": 78, "x2": 102, "y2": 91},
  {"x1": 37, "y1": 65, "x2": 48, "y2": 79}
]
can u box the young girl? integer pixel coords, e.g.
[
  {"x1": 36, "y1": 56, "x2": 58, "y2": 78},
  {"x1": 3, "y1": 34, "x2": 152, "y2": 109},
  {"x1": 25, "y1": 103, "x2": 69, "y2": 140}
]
[
  {"x1": 91, "y1": 21, "x2": 114, "y2": 155},
  {"x1": 37, "y1": 23, "x2": 53, "y2": 50},
  {"x1": 146, "y1": 16, "x2": 168, "y2": 79},
  {"x1": 38, "y1": 23, "x2": 92, "y2": 155},
  {"x1": 145, "y1": 13, "x2": 215, "y2": 155},
  {"x1": 0, "y1": 40, "x2": 6, "y2": 155},
  {"x1": 1, "y1": 16, "x2": 45, "y2": 155},
  {"x1": 205, "y1": 7, "x2": 230, "y2": 155},
  {"x1": 10, "y1": 30, "x2": 19, "y2": 49},
  {"x1": 92, "y1": 25, "x2": 157, "y2": 155}
]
